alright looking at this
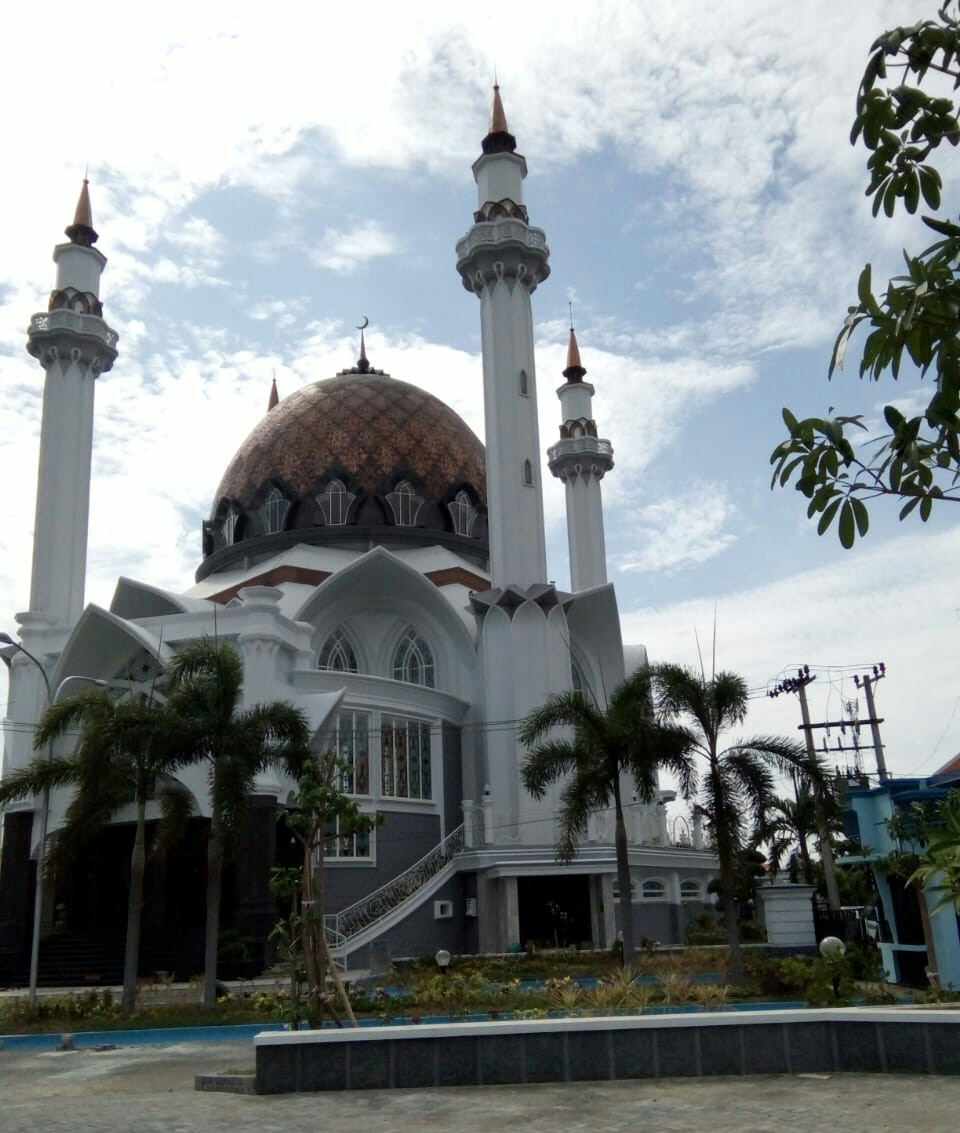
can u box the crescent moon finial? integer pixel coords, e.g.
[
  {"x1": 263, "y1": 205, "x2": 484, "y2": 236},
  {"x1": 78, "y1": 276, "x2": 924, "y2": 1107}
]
[{"x1": 356, "y1": 315, "x2": 369, "y2": 331}]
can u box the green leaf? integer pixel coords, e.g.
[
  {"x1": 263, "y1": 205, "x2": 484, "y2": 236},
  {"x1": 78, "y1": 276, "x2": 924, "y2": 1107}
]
[
  {"x1": 817, "y1": 498, "x2": 842, "y2": 535},
  {"x1": 851, "y1": 498, "x2": 870, "y2": 538},
  {"x1": 900, "y1": 496, "x2": 921, "y2": 519},
  {"x1": 920, "y1": 496, "x2": 933, "y2": 521},
  {"x1": 838, "y1": 500, "x2": 856, "y2": 548}
]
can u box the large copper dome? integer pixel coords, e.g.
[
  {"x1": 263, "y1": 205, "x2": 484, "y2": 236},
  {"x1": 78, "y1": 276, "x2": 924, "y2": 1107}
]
[
  {"x1": 197, "y1": 369, "x2": 489, "y2": 579},
  {"x1": 214, "y1": 373, "x2": 486, "y2": 506}
]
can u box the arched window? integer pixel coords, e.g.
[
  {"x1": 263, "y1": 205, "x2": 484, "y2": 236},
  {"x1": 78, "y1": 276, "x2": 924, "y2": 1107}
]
[
  {"x1": 387, "y1": 480, "x2": 424, "y2": 526},
  {"x1": 316, "y1": 479, "x2": 356, "y2": 526},
  {"x1": 447, "y1": 490, "x2": 478, "y2": 537},
  {"x1": 523, "y1": 460, "x2": 534, "y2": 486},
  {"x1": 680, "y1": 880, "x2": 703, "y2": 901},
  {"x1": 318, "y1": 626, "x2": 359, "y2": 673},
  {"x1": 641, "y1": 879, "x2": 667, "y2": 900},
  {"x1": 219, "y1": 508, "x2": 238, "y2": 548},
  {"x1": 519, "y1": 369, "x2": 529, "y2": 396},
  {"x1": 258, "y1": 487, "x2": 289, "y2": 534},
  {"x1": 392, "y1": 628, "x2": 435, "y2": 688}
]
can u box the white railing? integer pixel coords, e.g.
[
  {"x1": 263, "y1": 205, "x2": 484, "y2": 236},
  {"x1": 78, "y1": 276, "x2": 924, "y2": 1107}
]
[{"x1": 325, "y1": 824, "x2": 465, "y2": 946}]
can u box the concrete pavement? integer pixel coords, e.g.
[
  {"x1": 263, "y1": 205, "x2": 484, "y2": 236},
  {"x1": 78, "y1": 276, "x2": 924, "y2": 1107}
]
[{"x1": 1, "y1": 1038, "x2": 958, "y2": 1131}]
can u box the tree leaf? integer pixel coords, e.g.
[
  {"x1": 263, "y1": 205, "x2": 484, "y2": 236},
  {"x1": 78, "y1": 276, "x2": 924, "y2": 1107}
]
[{"x1": 838, "y1": 500, "x2": 856, "y2": 548}]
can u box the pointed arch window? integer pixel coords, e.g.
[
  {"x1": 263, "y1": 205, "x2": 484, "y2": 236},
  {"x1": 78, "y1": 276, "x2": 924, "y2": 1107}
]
[
  {"x1": 447, "y1": 490, "x2": 478, "y2": 537},
  {"x1": 215, "y1": 507, "x2": 238, "y2": 549},
  {"x1": 392, "y1": 628, "x2": 435, "y2": 688},
  {"x1": 519, "y1": 369, "x2": 529, "y2": 397},
  {"x1": 387, "y1": 480, "x2": 424, "y2": 527},
  {"x1": 523, "y1": 459, "x2": 534, "y2": 487},
  {"x1": 259, "y1": 487, "x2": 289, "y2": 534},
  {"x1": 318, "y1": 626, "x2": 359, "y2": 674},
  {"x1": 317, "y1": 479, "x2": 356, "y2": 526}
]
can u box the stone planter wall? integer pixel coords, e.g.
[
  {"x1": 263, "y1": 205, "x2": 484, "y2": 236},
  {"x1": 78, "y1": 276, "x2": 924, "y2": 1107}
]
[{"x1": 253, "y1": 1007, "x2": 960, "y2": 1093}]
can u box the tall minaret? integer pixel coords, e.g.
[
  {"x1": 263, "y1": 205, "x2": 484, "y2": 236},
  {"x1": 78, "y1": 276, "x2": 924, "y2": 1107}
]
[
  {"x1": 456, "y1": 86, "x2": 550, "y2": 590},
  {"x1": 25, "y1": 180, "x2": 118, "y2": 626},
  {"x1": 547, "y1": 326, "x2": 614, "y2": 590}
]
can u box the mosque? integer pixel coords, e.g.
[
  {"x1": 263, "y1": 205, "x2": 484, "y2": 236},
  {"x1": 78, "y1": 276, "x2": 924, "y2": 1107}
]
[{"x1": 0, "y1": 89, "x2": 717, "y2": 983}]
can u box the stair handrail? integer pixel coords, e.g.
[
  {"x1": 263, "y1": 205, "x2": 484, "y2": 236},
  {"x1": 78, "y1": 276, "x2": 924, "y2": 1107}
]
[{"x1": 325, "y1": 823, "x2": 464, "y2": 944}]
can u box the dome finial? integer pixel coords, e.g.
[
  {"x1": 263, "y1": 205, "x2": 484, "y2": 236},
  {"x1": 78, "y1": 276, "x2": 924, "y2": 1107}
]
[
  {"x1": 268, "y1": 372, "x2": 279, "y2": 411},
  {"x1": 65, "y1": 176, "x2": 99, "y2": 247},
  {"x1": 482, "y1": 81, "x2": 517, "y2": 156},
  {"x1": 356, "y1": 315, "x2": 371, "y2": 373},
  {"x1": 563, "y1": 307, "x2": 586, "y2": 383}
]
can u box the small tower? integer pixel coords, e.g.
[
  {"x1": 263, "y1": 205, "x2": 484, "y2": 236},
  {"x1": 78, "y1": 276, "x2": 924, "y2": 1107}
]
[
  {"x1": 547, "y1": 326, "x2": 614, "y2": 590},
  {"x1": 456, "y1": 85, "x2": 550, "y2": 590},
  {"x1": 25, "y1": 180, "x2": 118, "y2": 626}
]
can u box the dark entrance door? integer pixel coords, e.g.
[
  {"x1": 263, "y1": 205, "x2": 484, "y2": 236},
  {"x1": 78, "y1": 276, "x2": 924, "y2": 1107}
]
[{"x1": 518, "y1": 874, "x2": 592, "y2": 949}]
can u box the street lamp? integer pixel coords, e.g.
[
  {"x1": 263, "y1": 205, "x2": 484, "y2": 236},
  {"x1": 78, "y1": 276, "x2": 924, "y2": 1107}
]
[
  {"x1": 0, "y1": 631, "x2": 107, "y2": 1008},
  {"x1": 435, "y1": 949, "x2": 451, "y2": 977}
]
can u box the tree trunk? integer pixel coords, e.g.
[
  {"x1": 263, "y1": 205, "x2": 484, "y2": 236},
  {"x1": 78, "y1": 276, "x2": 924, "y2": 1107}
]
[
  {"x1": 799, "y1": 837, "x2": 815, "y2": 886},
  {"x1": 120, "y1": 800, "x2": 147, "y2": 1013},
  {"x1": 302, "y1": 846, "x2": 322, "y2": 1027},
  {"x1": 818, "y1": 825, "x2": 842, "y2": 911},
  {"x1": 203, "y1": 822, "x2": 224, "y2": 1009},
  {"x1": 915, "y1": 883, "x2": 940, "y2": 991},
  {"x1": 720, "y1": 858, "x2": 744, "y2": 984},
  {"x1": 612, "y1": 772, "x2": 634, "y2": 966}
]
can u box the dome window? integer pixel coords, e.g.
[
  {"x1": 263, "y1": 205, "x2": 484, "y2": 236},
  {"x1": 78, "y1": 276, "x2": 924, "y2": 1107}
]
[
  {"x1": 387, "y1": 480, "x2": 424, "y2": 527},
  {"x1": 215, "y1": 507, "x2": 239, "y2": 550},
  {"x1": 393, "y1": 627, "x2": 435, "y2": 688},
  {"x1": 258, "y1": 487, "x2": 289, "y2": 535},
  {"x1": 318, "y1": 626, "x2": 359, "y2": 674},
  {"x1": 317, "y1": 479, "x2": 356, "y2": 526},
  {"x1": 447, "y1": 490, "x2": 478, "y2": 537}
]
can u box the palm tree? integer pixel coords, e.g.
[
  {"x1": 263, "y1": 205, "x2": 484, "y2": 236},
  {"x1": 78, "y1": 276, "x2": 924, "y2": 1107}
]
[
  {"x1": 652, "y1": 663, "x2": 816, "y2": 982},
  {"x1": 0, "y1": 690, "x2": 191, "y2": 1013},
  {"x1": 162, "y1": 639, "x2": 311, "y2": 1008},
  {"x1": 519, "y1": 667, "x2": 694, "y2": 964},
  {"x1": 762, "y1": 773, "x2": 842, "y2": 889},
  {"x1": 762, "y1": 779, "x2": 819, "y2": 884}
]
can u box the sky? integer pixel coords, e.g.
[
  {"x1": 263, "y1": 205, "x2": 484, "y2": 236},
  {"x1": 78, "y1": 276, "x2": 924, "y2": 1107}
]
[{"x1": 1, "y1": 0, "x2": 958, "y2": 786}]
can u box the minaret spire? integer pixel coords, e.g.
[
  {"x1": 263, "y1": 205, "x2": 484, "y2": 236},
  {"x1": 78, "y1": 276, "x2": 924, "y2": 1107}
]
[
  {"x1": 64, "y1": 177, "x2": 98, "y2": 247},
  {"x1": 482, "y1": 83, "x2": 517, "y2": 155},
  {"x1": 457, "y1": 83, "x2": 550, "y2": 589},
  {"x1": 268, "y1": 374, "x2": 279, "y2": 410},
  {"x1": 548, "y1": 327, "x2": 614, "y2": 591},
  {"x1": 25, "y1": 184, "x2": 118, "y2": 625}
]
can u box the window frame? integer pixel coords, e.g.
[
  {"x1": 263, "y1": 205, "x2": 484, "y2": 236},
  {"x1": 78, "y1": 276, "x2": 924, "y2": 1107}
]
[
  {"x1": 641, "y1": 878, "x2": 668, "y2": 901},
  {"x1": 380, "y1": 714, "x2": 433, "y2": 801}
]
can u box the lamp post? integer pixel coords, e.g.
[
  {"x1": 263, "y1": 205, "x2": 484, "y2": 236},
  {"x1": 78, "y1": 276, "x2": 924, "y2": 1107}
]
[{"x1": 0, "y1": 631, "x2": 107, "y2": 1008}]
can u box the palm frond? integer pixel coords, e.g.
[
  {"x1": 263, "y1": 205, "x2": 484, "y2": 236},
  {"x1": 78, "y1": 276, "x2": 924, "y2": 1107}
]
[
  {"x1": 517, "y1": 690, "x2": 606, "y2": 748},
  {"x1": 0, "y1": 755, "x2": 82, "y2": 805},
  {"x1": 521, "y1": 739, "x2": 585, "y2": 798}
]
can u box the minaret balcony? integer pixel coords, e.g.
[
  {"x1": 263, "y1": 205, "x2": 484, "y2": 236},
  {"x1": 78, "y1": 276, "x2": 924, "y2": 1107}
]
[
  {"x1": 27, "y1": 309, "x2": 118, "y2": 371},
  {"x1": 456, "y1": 219, "x2": 550, "y2": 294},
  {"x1": 547, "y1": 436, "x2": 614, "y2": 479}
]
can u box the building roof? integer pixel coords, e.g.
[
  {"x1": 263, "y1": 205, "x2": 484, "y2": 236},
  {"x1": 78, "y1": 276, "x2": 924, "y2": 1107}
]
[{"x1": 213, "y1": 372, "x2": 486, "y2": 509}]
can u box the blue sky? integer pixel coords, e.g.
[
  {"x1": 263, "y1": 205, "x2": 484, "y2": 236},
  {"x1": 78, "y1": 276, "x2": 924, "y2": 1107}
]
[{"x1": 2, "y1": 0, "x2": 958, "y2": 780}]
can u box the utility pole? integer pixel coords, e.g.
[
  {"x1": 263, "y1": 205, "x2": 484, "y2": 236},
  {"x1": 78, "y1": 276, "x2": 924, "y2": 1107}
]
[
  {"x1": 770, "y1": 666, "x2": 841, "y2": 911},
  {"x1": 854, "y1": 665, "x2": 888, "y2": 783}
]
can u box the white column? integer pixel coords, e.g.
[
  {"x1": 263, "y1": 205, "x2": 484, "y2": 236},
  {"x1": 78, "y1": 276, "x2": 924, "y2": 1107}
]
[{"x1": 26, "y1": 214, "x2": 117, "y2": 626}]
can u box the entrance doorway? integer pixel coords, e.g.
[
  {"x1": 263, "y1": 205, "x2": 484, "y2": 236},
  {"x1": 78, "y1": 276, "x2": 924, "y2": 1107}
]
[{"x1": 518, "y1": 875, "x2": 592, "y2": 949}]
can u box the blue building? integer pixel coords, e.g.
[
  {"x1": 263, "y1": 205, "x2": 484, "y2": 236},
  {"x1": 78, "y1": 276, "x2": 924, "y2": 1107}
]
[{"x1": 842, "y1": 754, "x2": 960, "y2": 990}]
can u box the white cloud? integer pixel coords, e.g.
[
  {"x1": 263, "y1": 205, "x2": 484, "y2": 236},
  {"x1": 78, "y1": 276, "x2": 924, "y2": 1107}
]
[
  {"x1": 622, "y1": 523, "x2": 960, "y2": 779},
  {"x1": 308, "y1": 222, "x2": 400, "y2": 274},
  {"x1": 615, "y1": 483, "x2": 738, "y2": 574}
]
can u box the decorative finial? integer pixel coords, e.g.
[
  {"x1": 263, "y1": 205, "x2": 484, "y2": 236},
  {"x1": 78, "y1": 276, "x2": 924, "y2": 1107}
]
[
  {"x1": 563, "y1": 323, "x2": 586, "y2": 383},
  {"x1": 482, "y1": 82, "x2": 517, "y2": 155},
  {"x1": 356, "y1": 316, "x2": 370, "y2": 373},
  {"x1": 569, "y1": 301, "x2": 574, "y2": 331},
  {"x1": 65, "y1": 177, "x2": 98, "y2": 247},
  {"x1": 268, "y1": 372, "x2": 279, "y2": 411}
]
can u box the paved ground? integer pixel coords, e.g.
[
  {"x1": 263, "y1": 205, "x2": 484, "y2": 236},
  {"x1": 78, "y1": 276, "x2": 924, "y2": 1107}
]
[{"x1": 2, "y1": 1039, "x2": 959, "y2": 1132}]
